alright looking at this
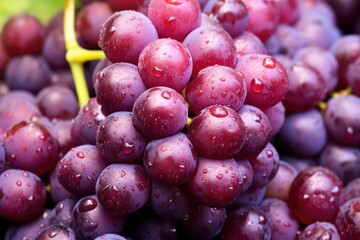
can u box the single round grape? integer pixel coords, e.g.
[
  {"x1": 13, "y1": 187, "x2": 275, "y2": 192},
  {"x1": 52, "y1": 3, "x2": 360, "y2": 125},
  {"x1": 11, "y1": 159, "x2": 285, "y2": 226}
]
[
  {"x1": 35, "y1": 224, "x2": 76, "y2": 240},
  {"x1": 183, "y1": 25, "x2": 237, "y2": 77},
  {"x1": 188, "y1": 105, "x2": 246, "y2": 159},
  {"x1": 72, "y1": 195, "x2": 126, "y2": 239},
  {"x1": 234, "y1": 54, "x2": 289, "y2": 109},
  {"x1": 3, "y1": 121, "x2": 59, "y2": 176},
  {"x1": 262, "y1": 101, "x2": 285, "y2": 137},
  {"x1": 98, "y1": 10, "x2": 158, "y2": 64},
  {"x1": 132, "y1": 86, "x2": 188, "y2": 139},
  {"x1": 220, "y1": 205, "x2": 271, "y2": 240},
  {"x1": 233, "y1": 30, "x2": 267, "y2": 57},
  {"x1": 49, "y1": 198, "x2": 77, "y2": 227},
  {"x1": 51, "y1": 70, "x2": 76, "y2": 92},
  {"x1": 235, "y1": 158, "x2": 254, "y2": 193},
  {"x1": 58, "y1": 144, "x2": 108, "y2": 197},
  {"x1": 185, "y1": 65, "x2": 247, "y2": 115},
  {"x1": 289, "y1": 166, "x2": 345, "y2": 225},
  {"x1": 345, "y1": 178, "x2": 360, "y2": 200},
  {"x1": 52, "y1": 119, "x2": 77, "y2": 158},
  {"x1": 335, "y1": 197, "x2": 360, "y2": 240},
  {"x1": 143, "y1": 132, "x2": 197, "y2": 185},
  {"x1": 297, "y1": 221, "x2": 341, "y2": 240},
  {"x1": 188, "y1": 157, "x2": 245, "y2": 208},
  {"x1": 138, "y1": 38, "x2": 193, "y2": 92},
  {"x1": 324, "y1": 94, "x2": 360, "y2": 146},
  {"x1": 94, "y1": 62, "x2": 146, "y2": 116},
  {"x1": 0, "y1": 169, "x2": 46, "y2": 222},
  {"x1": 95, "y1": 163, "x2": 151, "y2": 215},
  {"x1": 147, "y1": 0, "x2": 201, "y2": 41},
  {"x1": 107, "y1": 0, "x2": 144, "y2": 11},
  {"x1": 272, "y1": 0, "x2": 300, "y2": 24},
  {"x1": 96, "y1": 111, "x2": 148, "y2": 164},
  {"x1": 1, "y1": 13, "x2": 45, "y2": 55},
  {"x1": 236, "y1": 104, "x2": 272, "y2": 159}
]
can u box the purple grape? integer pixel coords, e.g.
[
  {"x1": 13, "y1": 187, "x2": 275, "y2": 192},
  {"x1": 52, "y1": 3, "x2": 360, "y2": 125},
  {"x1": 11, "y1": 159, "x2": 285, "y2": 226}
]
[
  {"x1": 94, "y1": 234, "x2": 127, "y2": 240},
  {"x1": 289, "y1": 166, "x2": 345, "y2": 225},
  {"x1": 235, "y1": 158, "x2": 254, "y2": 193},
  {"x1": 324, "y1": 94, "x2": 360, "y2": 146},
  {"x1": 231, "y1": 185, "x2": 266, "y2": 207},
  {"x1": 345, "y1": 178, "x2": 360, "y2": 200},
  {"x1": 147, "y1": 0, "x2": 201, "y2": 41},
  {"x1": 98, "y1": 10, "x2": 158, "y2": 64},
  {"x1": 276, "y1": 109, "x2": 327, "y2": 158},
  {"x1": 188, "y1": 105, "x2": 246, "y2": 159},
  {"x1": 188, "y1": 157, "x2": 245, "y2": 208},
  {"x1": 58, "y1": 144, "x2": 108, "y2": 197},
  {"x1": 49, "y1": 198, "x2": 76, "y2": 227},
  {"x1": 262, "y1": 101, "x2": 285, "y2": 137},
  {"x1": 236, "y1": 104, "x2": 272, "y2": 159},
  {"x1": 52, "y1": 119, "x2": 77, "y2": 158},
  {"x1": 234, "y1": 53, "x2": 289, "y2": 109},
  {"x1": 72, "y1": 195, "x2": 126, "y2": 239},
  {"x1": 0, "y1": 34, "x2": 10, "y2": 77},
  {"x1": 185, "y1": 65, "x2": 247, "y2": 115},
  {"x1": 260, "y1": 198, "x2": 300, "y2": 240},
  {"x1": 347, "y1": 56, "x2": 360, "y2": 96},
  {"x1": 94, "y1": 62, "x2": 146, "y2": 115},
  {"x1": 0, "y1": 169, "x2": 46, "y2": 222},
  {"x1": 132, "y1": 86, "x2": 188, "y2": 139},
  {"x1": 107, "y1": 0, "x2": 144, "y2": 11},
  {"x1": 220, "y1": 205, "x2": 271, "y2": 240},
  {"x1": 3, "y1": 121, "x2": 59, "y2": 176},
  {"x1": 0, "y1": 141, "x2": 5, "y2": 173},
  {"x1": 272, "y1": 0, "x2": 300, "y2": 25},
  {"x1": 233, "y1": 31, "x2": 267, "y2": 57},
  {"x1": 96, "y1": 111, "x2": 148, "y2": 164},
  {"x1": 179, "y1": 204, "x2": 226, "y2": 240},
  {"x1": 42, "y1": 29, "x2": 67, "y2": 70},
  {"x1": 95, "y1": 163, "x2": 151, "y2": 215},
  {"x1": 51, "y1": 70, "x2": 76, "y2": 93},
  {"x1": 335, "y1": 197, "x2": 360, "y2": 239},
  {"x1": 138, "y1": 38, "x2": 192, "y2": 92},
  {"x1": 35, "y1": 224, "x2": 77, "y2": 240},
  {"x1": 183, "y1": 25, "x2": 237, "y2": 77},
  {"x1": 297, "y1": 221, "x2": 341, "y2": 240},
  {"x1": 71, "y1": 98, "x2": 106, "y2": 145}
]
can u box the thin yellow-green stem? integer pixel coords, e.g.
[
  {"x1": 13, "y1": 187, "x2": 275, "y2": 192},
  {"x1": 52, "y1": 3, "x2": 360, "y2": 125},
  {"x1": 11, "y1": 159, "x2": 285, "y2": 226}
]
[
  {"x1": 64, "y1": 0, "x2": 79, "y2": 50},
  {"x1": 67, "y1": 48, "x2": 105, "y2": 63}
]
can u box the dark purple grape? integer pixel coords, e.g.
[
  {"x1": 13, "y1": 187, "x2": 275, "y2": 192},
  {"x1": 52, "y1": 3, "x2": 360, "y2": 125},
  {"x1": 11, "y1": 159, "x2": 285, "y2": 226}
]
[
  {"x1": 347, "y1": 56, "x2": 360, "y2": 96},
  {"x1": 0, "y1": 169, "x2": 46, "y2": 222},
  {"x1": 335, "y1": 197, "x2": 360, "y2": 240},
  {"x1": 144, "y1": 133, "x2": 196, "y2": 185},
  {"x1": 297, "y1": 221, "x2": 341, "y2": 240},
  {"x1": 96, "y1": 111, "x2": 148, "y2": 164},
  {"x1": 132, "y1": 86, "x2": 188, "y2": 139},
  {"x1": 76, "y1": 1, "x2": 113, "y2": 49},
  {"x1": 98, "y1": 10, "x2": 158, "y2": 64},
  {"x1": 42, "y1": 29, "x2": 67, "y2": 70},
  {"x1": 233, "y1": 30, "x2": 267, "y2": 57},
  {"x1": 220, "y1": 205, "x2": 271, "y2": 240},
  {"x1": 95, "y1": 163, "x2": 151, "y2": 215},
  {"x1": 49, "y1": 198, "x2": 77, "y2": 227},
  {"x1": 51, "y1": 70, "x2": 76, "y2": 93},
  {"x1": 94, "y1": 62, "x2": 146, "y2": 115},
  {"x1": 58, "y1": 144, "x2": 108, "y2": 197},
  {"x1": 3, "y1": 121, "x2": 59, "y2": 176},
  {"x1": 72, "y1": 195, "x2": 126, "y2": 239},
  {"x1": 244, "y1": 0, "x2": 279, "y2": 42},
  {"x1": 71, "y1": 98, "x2": 106, "y2": 145},
  {"x1": 1, "y1": 13, "x2": 45, "y2": 55},
  {"x1": 236, "y1": 104, "x2": 272, "y2": 159},
  {"x1": 265, "y1": 160, "x2": 298, "y2": 201},
  {"x1": 35, "y1": 224, "x2": 76, "y2": 240},
  {"x1": 319, "y1": 142, "x2": 360, "y2": 184},
  {"x1": 234, "y1": 54, "x2": 289, "y2": 109},
  {"x1": 324, "y1": 94, "x2": 360, "y2": 146},
  {"x1": 188, "y1": 157, "x2": 245, "y2": 208},
  {"x1": 138, "y1": 38, "x2": 192, "y2": 92},
  {"x1": 272, "y1": 0, "x2": 300, "y2": 25},
  {"x1": 203, "y1": 0, "x2": 249, "y2": 37},
  {"x1": 52, "y1": 119, "x2": 77, "y2": 158},
  {"x1": 188, "y1": 105, "x2": 246, "y2": 159},
  {"x1": 282, "y1": 155, "x2": 317, "y2": 173},
  {"x1": 231, "y1": 185, "x2": 266, "y2": 207},
  {"x1": 150, "y1": 181, "x2": 191, "y2": 220},
  {"x1": 235, "y1": 158, "x2": 254, "y2": 193},
  {"x1": 248, "y1": 142, "x2": 280, "y2": 188},
  {"x1": 183, "y1": 25, "x2": 237, "y2": 77},
  {"x1": 262, "y1": 101, "x2": 285, "y2": 137},
  {"x1": 260, "y1": 198, "x2": 299, "y2": 240},
  {"x1": 276, "y1": 109, "x2": 327, "y2": 158},
  {"x1": 345, "y1": 178, "x2": 360, "y2": 200},
  {"x1": 185, "y1": 65, "x2": 247, "y2": 115},
  {"x1": 0, "y1": 34, "x2": 11, "y2": 77},
  {"x1": 36, "y1": 85, "x2": 79, "y2": 120},
  {"x1": 147, "y1": 0, "x2": 201, "y2": 41},
  {"x1": 180, "y1": 204, "x2": 226, "y2": 240},
  {"x1": 107, "y1": 0, "x2": 144, "y2": 11},
  {"x1": 289, "y1": 166, "x2": 345, "y2": 225}
]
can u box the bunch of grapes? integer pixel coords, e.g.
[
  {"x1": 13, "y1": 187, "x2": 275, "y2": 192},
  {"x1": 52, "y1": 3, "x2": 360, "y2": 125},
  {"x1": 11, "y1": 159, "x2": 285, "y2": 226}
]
[{"x1": 1, "y1": 0, "x2": 360, "y2": 239}]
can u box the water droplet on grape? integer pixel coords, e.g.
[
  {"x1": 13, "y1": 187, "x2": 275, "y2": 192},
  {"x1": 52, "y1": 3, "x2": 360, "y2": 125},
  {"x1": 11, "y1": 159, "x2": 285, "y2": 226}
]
[
  {"x1": 121, "y1": 170, "x2": 126, "y2": 177},
  {"x1": 153, "y1": 66, "x2": 164, "y2": 78},
  {"x1": 203, "y1": 168, "x2": 208, "y2": 174},
  {"x1": 123, "y1": 142, "x2": 135, "y2": 155},
  {"x1": 216, "y1": 174, "x2": 223, "y2": 180},
  {"x1": 303, "y1": 194, "x2": 310, "y2": 199},
  {"x1": 77, "y1": 152, "x2": 85, "y2": 159},
  {"x1": 266, "y1": 150, "x2": 273, "y2": 158},
  {"x1": 165, "y1": 0, "x2": 183, "y2": 5},
  {"x1": 331, "y1": 186, "x2": 339, "y2": 193},
  {"x1": 36, "y1": 147, "x2": 43, "y2": 155},
  {"x1": 258, "y1": 215, "x2": 265, "y2": 224},
  {"x1": 79, "y1": 197, "x2": 98, "y2": 212},
  {"x1": 353, "y1": 202, "x2": 360, "y2": 212},
  {"x1": 250, "y1": 78, "x2": 264, "y2": 93},
  {"x1": 262, "y1": 56, "x2": 276, "y2": 69},
  {"x1": 28, "y1": 195, "x2": 34, "y2": 201},
  {"x1": 16, "y1": 180, "x2": 22, "y2": 186},
  {"x1": 178, "y1": 164, "x2": 185, "y2": 173},
  {"x1": 209, "y1": 106, "x2": 228, "y2": 118},
  {"x1": 161, "y1": 91, "x2": 171, "y2": 100},
  {"x1": 164, "y1": 16, "x2": 176, "y2": 28}
]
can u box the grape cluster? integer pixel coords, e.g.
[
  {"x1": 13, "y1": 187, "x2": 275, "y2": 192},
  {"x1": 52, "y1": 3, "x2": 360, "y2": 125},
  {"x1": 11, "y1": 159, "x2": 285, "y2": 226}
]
[{"x1": 1, "y1": 0, "x2": 360, "y2": 239}]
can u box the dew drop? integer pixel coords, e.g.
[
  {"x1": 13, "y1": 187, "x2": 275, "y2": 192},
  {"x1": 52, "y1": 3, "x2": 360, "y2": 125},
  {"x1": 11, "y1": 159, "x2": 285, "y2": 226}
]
[
  {"x1": 110, "y1": 26, "x2": 116, "y2": 33},
  {"x1": 123, "y1": 142, "x2": 135, "y2": 155},
  {"x1": 203, "y1": 169, "x2": 208, "y2": 174},
  {"x1": 153, "y1": 66, "x2": 164, "y2": 78},
  {"x1": 220, "y1": 77, "x2": 226, "y2": 82},
  {"x1": 250, "y1": 78, "x2": 264, "y2": 93},
  {"x1": 79, "y1": 197, "x2": 98, "y2": 212},
  {"x1": 262, "y1": 56, "x2": 276, "y2": 69},
  {"x1": 209, "y1": 106, "x2": 228, "y2": 118},
  {"x1": 216, "y1": 174, "x2": 223, "y2": 180},
  {"x1": 331, "y1": 186, "x2": 339, "y2": 193},
  {"x1": 77, "y1": 152, "x2": 85, "y2": 159},
  {"x1": 164, "y1": 16, "x2": 176, "y2": 28},
  {"x1": 353, "y1": 202, "x2": 360, "y2": 212},
  {"x1": 266, "y1": 150, "x2": 273, "y2": 158},
  {"x1": 303, "y1": 194, "x2": 310, "y2": 199},
  {"x1": 121, "y1": 170, "x2": 126, "y2": 177},
  {"x1": 178, "y1": 164, "x2": 185, "y2": 173},
  {"x1": 16, "y1": 180, "x2": 22, "y2": 187},
  {"x1": 165, "y1": 0, "x2": 183, "y2": 5},
  {"x1": 161, "y1": 91, "x2": 171, "y2": 100},
  {"x1": 36, "y1": 147, "x2": 43, "y2": 155}
]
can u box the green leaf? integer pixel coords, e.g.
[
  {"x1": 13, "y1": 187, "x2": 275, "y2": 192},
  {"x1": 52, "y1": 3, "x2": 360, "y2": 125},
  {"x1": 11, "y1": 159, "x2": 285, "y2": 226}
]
[{"x1": 0, "y1": 0, "x2": 65, "y2": 30}]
